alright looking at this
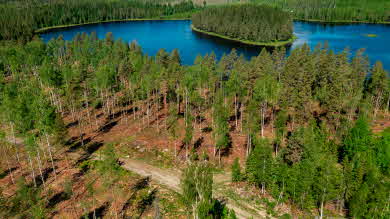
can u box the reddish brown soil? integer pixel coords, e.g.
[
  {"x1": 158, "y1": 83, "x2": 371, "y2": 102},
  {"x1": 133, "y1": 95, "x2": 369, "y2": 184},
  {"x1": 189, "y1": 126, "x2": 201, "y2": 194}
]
[{"x1": 1, "y1": 93, "x2": 387, "y2": 218}]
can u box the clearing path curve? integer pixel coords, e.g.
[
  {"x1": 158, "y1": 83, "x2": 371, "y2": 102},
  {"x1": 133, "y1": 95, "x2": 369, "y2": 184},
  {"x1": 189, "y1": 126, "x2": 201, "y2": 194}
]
[{"x1": 119, "y1": 158, "x2": 270, "y2": 219}]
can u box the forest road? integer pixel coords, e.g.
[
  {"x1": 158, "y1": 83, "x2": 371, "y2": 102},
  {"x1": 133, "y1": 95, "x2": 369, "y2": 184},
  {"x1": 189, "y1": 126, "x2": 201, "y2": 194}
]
[
  {"x1": 6, "y1": 137, "x2": 269, "y2": 218},
  {"x1": 120, "y1": 158, "x2": 270, "y2": 219}
]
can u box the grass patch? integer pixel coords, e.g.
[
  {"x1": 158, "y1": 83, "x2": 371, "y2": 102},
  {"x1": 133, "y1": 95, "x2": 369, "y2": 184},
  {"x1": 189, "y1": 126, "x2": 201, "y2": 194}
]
[
  {"x1": 217, "y1": 187, "x2": 260, "y2": 215},
  {"x1": 0, "y1": 169, "x2": 7, "y2": 179},
  {"x1": 365, "y1": 34, "x2": 378, "y2": 37}
]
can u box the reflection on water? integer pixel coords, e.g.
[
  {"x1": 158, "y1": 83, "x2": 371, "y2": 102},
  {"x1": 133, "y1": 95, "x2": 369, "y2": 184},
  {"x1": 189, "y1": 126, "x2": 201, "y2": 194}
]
[{"x1": 40, "y1": 20, "x2": 390, "y2": 70}]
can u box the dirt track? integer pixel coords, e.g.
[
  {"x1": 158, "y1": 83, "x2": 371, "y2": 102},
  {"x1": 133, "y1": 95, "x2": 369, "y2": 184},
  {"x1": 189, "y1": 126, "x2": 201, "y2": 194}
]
[{"x1": 120, "y1": 158, "x2": 269, "y2": 219}]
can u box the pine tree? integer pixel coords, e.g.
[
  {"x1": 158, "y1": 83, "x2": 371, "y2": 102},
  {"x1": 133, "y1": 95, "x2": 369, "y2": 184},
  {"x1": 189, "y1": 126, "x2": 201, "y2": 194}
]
[
  {"x1": 367, "y1": 61, "x2": 389, "y2": 116},
  {"x1": 246, "y1": 138, "x2": 273, "y2": 194},
  {"x1": 231, "y1": 158, "x2": 241, "y2": 182}
]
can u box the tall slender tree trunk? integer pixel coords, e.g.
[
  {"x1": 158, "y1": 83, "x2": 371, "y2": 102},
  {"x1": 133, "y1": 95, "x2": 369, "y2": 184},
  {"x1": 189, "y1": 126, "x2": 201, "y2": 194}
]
[
  {"x1": 10, "y1": 123, "x2": 20, "y2": 163},
  {"x1": 84, "y1": 90, "x2": 92, "y2": 129},
  {"x1": 142, "y1": 103, "x2": 145, "y2": 129},
  {"x1": 262, "y1": 159, "x2": 266, "y2": 194},
  {"x1": 163, "y1": 82, "x2": 168, "y2": 130},
  {"x1": 147, "y1": 94, "x2": 150, "y2": 127},
  {"x1": 133, "y1": 98, "x2": 136, "y2": 120},
  {"x1": 240, "y1": 104, "x2": 243, "y2": 133},
  {"x1": 45, "y1": 133, "x2": 56, "y2": 179},
  {"x1": 156, "y1": 90, "x2": 160, "y2": 133},
  {"x1": 174, "y1": 141, "x2": 177, "y2": 159},
  {"x1": 235, "y1": 94, "x2": 238, "y2": 130},
  {"x1": 3, "y1": 146, "x2": 14, "y2": 184},
  {"x1": 177, "y1": 93, "x2": 180, "y2": 115},
  {"x1": 386, "y1": 91, "x2": 390, "y2": 113},
  {"x1": 36, "y1": 149, "x2": 45, "y2": 188},
  {"x1": 320, "y1": 188, "x2": 326, "y2": 219},
  {"x1": 218, "y1": 148, "x2": 221, "y2": 166},
  {"x1": 261, "y1": 102, "x2": 266, "y2": 138},
  {"x1": 28, "y1": 154, "x2": 37, "y2": 187}
]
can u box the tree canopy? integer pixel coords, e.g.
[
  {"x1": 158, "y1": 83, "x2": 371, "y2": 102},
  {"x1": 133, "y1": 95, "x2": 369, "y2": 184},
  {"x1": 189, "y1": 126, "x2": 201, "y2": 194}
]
[{"x1": 192, "y1": 4, "x2": 293, "y2": 43}]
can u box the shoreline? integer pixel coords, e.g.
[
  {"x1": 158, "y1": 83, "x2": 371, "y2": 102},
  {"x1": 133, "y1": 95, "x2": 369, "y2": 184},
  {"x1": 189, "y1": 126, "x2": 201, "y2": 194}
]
[
  {"x1": 294, "y1": 18, "x2": 390, "y2": 25},
  {"x1": 191, "y1": 25, "x2": 296, "y2": 47},
  {"x1": 35, "y1": 18, "x2": 191, "y2": 33},
  {"x1": 35, "y1": 17, "x2": 390, "y2": 35}
]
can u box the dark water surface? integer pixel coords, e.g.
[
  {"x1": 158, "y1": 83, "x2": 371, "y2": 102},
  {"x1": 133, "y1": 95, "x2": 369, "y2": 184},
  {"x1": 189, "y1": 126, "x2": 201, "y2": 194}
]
[{"x1": 40, "y1": 20, "x2": 390, "y2": 69}]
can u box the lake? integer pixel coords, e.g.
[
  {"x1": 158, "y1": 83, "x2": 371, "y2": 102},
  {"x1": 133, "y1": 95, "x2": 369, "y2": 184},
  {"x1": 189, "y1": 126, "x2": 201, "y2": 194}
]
[{"x1": 40, "y1": 20, "x2": 390, "y2": 70}]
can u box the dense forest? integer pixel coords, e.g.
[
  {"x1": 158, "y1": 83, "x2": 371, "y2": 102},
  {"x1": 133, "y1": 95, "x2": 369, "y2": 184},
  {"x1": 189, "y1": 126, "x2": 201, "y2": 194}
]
[
  {"x1": 0, "y1": 0, "x2": 196, "y2": 41},
  {"x1": 0, "y1": 33, "x2": 389, "y2": 217},
  {"x1": 192, "y1": 4, "x2": 293, "y2": 43},
  {"x1": 0, "y1": 0, "x2": 389, "y2": 218},
  {"x1": 253, "y1": 0, "x2": 390, "y2": 23}
]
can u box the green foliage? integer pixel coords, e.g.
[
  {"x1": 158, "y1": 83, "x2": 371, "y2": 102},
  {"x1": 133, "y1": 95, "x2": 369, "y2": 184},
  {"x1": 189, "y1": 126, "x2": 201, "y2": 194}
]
[
  {"x1": 63, "y1": 178, "x2": 74, "y2": 199},
  {"x1": 375, "y1": 128, "x2": 390, "y2": 175},
  {"x1": 0, "y1": 0, "x2": 197, "y2": 40},
  {"x1": 245, "y1": 122, "x2": 370, "y2": 215},
  {"x1": 341, "y1": 118, "x2": 390, "y2": 218},
  {"x1": 246, "y1": 138, "x2": 273, "y2": 191},
  {"x1": 213, "y1": 91, "x2": 230, "y2": 152},
  {"x1": 7, "y1": 177, "x2": 46, "y2": 218},
  {"x1": 192, "y1": 4, "x2": 293, "y2": 42},
  {"x1": 97, "y1": 143, "x2": 121, "y2": 175},
  {"x1": 225, "y1": 209, "x2": 237, "y2": 219},
  {"x1": 365, "y1": 61, "x2": 389, "y2": 112},
  {"x1": 0, "y1": 32, "x2": 388, "y2": 217},
  {"x1": 181, "y1": 162, "x2": 213, "y2": 217},
  {"x1": 342, "y1": 116, "x2": 372, "y2": 159},
  {"x1": 181, "y1": 162, "x2": 235, "y2": 218},
  {"x1": 252, "y1": 0, "x2": 390, "y2": 23},
  {"x1": 231, "y1": 158, "x2": 241, "y2": 182}
]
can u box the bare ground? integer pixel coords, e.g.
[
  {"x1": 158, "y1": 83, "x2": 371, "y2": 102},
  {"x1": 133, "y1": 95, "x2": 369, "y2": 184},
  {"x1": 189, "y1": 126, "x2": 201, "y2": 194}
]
[{"x1": 119, "y1": 157, "x2": 270, "y2": 218}]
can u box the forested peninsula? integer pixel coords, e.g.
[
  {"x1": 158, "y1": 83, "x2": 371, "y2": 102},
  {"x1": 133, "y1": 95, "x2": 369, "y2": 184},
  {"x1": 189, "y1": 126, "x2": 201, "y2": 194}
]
[{"x1": 192, "y1": 5, "x2": 294, "y2": 46}]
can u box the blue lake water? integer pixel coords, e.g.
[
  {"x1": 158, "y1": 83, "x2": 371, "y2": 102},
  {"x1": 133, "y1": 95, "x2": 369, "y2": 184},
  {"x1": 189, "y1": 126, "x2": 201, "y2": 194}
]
[{"x1": 40, "y1": 20, "x2": 390, "y2": 70}]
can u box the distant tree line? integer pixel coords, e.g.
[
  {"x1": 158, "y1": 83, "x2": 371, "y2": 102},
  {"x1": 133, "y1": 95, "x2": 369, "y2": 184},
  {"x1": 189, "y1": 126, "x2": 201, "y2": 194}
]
[
  {"x1": 192, "y1": 4, "x2": 293, "y2": 43},
  {"x1": 0, "y1": 0, "x2": 196, "y2": 41},
  {"x1": 253, "y1": 0, "x2": 390, "y2": 23},
  {"x1": 0, "y1": 34, "x2": 389, "y2": 217}
]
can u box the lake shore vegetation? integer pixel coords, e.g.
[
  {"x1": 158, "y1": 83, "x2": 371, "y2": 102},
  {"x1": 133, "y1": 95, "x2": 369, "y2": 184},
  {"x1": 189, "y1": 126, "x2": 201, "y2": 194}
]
[
  {"x1": 0, "y1": 0, "x2": 197, "y2": 41},
  {"x1": 192, "y1": 4, "x2": 294, "y2": 44},
  {"x1": 252, "y1": 0, "x2": 390, "y2": 24}
]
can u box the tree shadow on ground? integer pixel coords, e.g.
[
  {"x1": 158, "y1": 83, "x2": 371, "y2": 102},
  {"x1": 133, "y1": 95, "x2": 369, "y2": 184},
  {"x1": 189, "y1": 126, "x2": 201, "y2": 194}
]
[
  {"x1": 137, "y1": 188, "x2": 157, "y2": 218},
  {"x1": 120, "y1": 177, "x2": 151, "y2": 217},
  {"x1": 34, "y1": 167, "x2": 54, "y2": 187},
  {"x1": 46, "y1": 191, "x2": 71, "y2": 208},
  {"x1": 0, "y1": 167, "x2": 18, "y2": 179},
  {"x1": 66, "y1": 136, "x2": 93, "y2": 152},
  {"x1": 83, "y1": 202, "x2": 110, "y2": 219},
  {"x1": 221, "y1": 134, "x2": 233, "y2": 157},
  {"x1": 66, "y1": 120, "x2": 79, "y2": 129},
  {"x1": 107, "y1": 107, "x2": 138, "y2": 120},
  {"x1": 98, "y1": 121, "x2": 118, "y2": 133},
  {"x1": 194, "y1": 137, "x2": 204, "y2": 150}
]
